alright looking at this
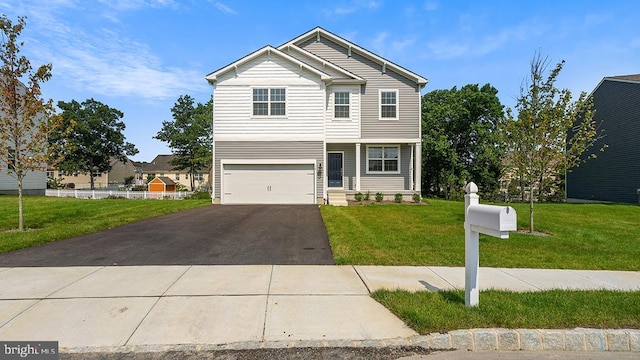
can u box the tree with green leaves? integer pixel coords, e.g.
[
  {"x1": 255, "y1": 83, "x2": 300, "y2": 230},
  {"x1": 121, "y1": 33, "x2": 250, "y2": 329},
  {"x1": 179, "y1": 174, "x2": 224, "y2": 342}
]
[
  {"x1": 502, "y1": 52, "x2": 603, "y2": 232},
  {"x1": 154, "y1": 95, "x2": 212, "y2": 191},
  {"x1": 50, "y1": 98, "x2": 138, "y2": 190},
  {"x1": 421, "y1": 84, "x2": 505, "y2": 199},
  {"x1": 0, "y1": 15, "x2": 58, "y2": 231}
]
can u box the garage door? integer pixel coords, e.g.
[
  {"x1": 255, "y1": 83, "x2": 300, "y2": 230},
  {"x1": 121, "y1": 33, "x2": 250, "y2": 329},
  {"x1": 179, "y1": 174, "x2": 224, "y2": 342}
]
[{"x1": 222, "y1": 163, "x2": 316, "y2": 204}]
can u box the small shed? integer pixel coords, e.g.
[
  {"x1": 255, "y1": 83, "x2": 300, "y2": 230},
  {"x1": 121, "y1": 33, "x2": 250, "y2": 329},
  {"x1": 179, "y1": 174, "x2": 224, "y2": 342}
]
[{"x1": 148, "y1": 176, "x2": 176, "y2": 192}]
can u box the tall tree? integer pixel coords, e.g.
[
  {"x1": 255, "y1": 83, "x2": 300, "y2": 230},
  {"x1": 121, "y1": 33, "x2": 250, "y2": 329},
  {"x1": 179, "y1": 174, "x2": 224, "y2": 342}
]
[
  {"x1": 0, "y1": 15, "x2": 57, "y2": 231},
  {"x1": 502, "y1": 52, "x2": 603, "y2": 232},
  {"x1": 421, "y1": 84, "x2": 505, "y2": 199},
  {"x1": 50, "y1": 99, "x2": 138, "y2": 190},
  {"x1": 154, "y1": 95, "x2": 212, "y2": 191}
]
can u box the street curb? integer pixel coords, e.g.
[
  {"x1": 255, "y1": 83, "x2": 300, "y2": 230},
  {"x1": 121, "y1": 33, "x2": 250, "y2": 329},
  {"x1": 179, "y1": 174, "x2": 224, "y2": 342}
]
[{"x1": 62, "y1": 328, "x2": 640, "y2": 354}]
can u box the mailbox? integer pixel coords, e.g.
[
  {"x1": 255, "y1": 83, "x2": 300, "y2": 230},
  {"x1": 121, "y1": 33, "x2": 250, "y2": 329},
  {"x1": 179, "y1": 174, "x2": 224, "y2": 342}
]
[
  {"x1": 467, "y1": 204, "x2": 517, "y2": 239},
  {"x1": 464, "y1": 182, "x2": 518, "y2": 307}
]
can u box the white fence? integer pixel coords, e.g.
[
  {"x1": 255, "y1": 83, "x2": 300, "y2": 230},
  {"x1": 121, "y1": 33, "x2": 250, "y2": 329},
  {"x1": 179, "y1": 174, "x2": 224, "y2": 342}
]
[{"x1": 45, "y1": 189, "x2": 195, "y2": 200}]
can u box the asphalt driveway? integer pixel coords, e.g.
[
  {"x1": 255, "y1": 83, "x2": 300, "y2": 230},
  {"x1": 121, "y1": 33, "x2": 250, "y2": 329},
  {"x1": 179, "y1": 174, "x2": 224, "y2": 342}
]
[{"x1": 0, "y1": 205, "x2": 335, "y2": 266}]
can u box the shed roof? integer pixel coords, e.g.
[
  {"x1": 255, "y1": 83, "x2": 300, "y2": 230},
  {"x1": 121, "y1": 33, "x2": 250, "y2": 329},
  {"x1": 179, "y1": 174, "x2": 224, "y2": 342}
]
[{"x1": 153, "y1": 176, "x2": 175, "y2": 185}]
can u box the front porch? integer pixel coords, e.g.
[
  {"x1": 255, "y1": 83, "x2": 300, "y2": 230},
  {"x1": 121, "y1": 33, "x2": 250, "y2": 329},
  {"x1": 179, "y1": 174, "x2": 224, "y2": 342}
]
[{"x1": 323, "y1": 141, "x2": 421, "y2": 203}]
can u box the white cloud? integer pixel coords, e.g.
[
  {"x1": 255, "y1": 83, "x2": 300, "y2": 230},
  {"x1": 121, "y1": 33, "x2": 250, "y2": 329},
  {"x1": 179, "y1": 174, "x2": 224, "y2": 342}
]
[
  {"x1": 213, "y1": 1, "x2": 238, "y2": 15},
  {"x1": 424, "y1": 1, "x2": 438, "y2": 11},
  {"x1": 11, "y1": 0, "x2": 207, "y2": 101},
  {"x1": 325, "y1": 0, "x2": 380, "y2": 16}
]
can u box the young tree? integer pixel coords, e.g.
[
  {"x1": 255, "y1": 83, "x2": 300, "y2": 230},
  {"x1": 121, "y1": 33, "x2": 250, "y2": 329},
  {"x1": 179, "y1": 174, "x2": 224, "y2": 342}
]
[
  {"x1": 502, "y1": 53, "x2": 603, "y2": 232},
  {"x1": 154, "y1": 95, "x2": 212, "y2": 191},
  {"x1": 50, "y1": 99, "x2": 138, "y2": 190},
  {"x1": 0, "y1": 15, "x2": 57, "y2": 231},
  {"x1": 422, "y1": 84, "x2": 505, "y2": 199}
]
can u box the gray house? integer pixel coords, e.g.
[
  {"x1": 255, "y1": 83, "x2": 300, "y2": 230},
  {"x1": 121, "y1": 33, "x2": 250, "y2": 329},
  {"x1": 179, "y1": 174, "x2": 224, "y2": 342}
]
[
  {"x1": 567, "y1": 74, "x2": 640, "y2": 204},
  {"x1": 206, "y1": 27, "x2": 427, "y2": 204}
]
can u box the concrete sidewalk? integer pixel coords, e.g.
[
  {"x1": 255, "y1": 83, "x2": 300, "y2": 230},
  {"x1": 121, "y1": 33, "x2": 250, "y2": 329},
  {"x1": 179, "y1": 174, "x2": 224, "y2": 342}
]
[{"x1": 0, "y1": 265, "x2": 638, "y2": 353}]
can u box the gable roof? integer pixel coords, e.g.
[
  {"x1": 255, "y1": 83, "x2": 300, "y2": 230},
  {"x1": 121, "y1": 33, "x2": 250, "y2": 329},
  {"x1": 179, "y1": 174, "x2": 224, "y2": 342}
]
[
  {"x1": 280, "y1": 44, "x2": 366, "y2": 84},
  {"x1": 592, "y1": 74, "x2": 640, "y2": 95},
  {"x1": 205, "y1": 45, "x2": 333, "y2": 84},
  {"x1": 278, "y1": 27, "x2": 428, "y2": 86},
  {"x1": 145, "y1": 154, "x2": 176, "y2": 172},
  {"x1": 153, "y1": 176, "x2": 175, "y2": 185}
]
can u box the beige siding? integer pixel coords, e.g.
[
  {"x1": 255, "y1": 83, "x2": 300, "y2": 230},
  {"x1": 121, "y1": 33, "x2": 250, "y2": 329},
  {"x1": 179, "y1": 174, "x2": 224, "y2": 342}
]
[
  {"x1": 215, "y1": 141, "x2": 323, "y2": 199},
  {"x1": 214, "y1": 54, "x2": 325, "y2": 140},
  {"x1": 299, "y1": 37, "x2": 420, "y2": 139},
  {"x1": 359, "y1": 144, "x2": 412, "y2": 191}
]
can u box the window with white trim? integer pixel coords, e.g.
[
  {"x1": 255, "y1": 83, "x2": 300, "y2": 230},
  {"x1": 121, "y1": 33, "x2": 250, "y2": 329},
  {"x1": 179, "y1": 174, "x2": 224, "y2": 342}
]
[
  {"x1": 334, "y1": 91, "x2": 350, "y2": 119},
  {"x1": 253, "y1": 88, "x2": 286, "y2": 116},
  {"x1": 367, "y1": 145, "x2": 400, "y2": 173},
  {"x1": 379, "y1": 90, "x2": 398, "y2": 120}
]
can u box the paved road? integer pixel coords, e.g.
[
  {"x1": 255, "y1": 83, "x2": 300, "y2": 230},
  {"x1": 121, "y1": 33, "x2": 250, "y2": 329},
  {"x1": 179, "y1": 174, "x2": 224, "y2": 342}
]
[{"x1": 0, "y1": 205, "x2": 334, "y2": 266}]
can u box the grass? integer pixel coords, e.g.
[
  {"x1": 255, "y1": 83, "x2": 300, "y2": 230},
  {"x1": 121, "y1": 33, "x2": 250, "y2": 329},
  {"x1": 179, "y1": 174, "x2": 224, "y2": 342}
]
[
  {"x1": 320, "y1": 199, "x2": 640, "y2": 270},
  {"x1": 0, "y1": 195, "x2": 211, "y2": 253},
  {"x1": 372, "y1": 289, "x2": 640, "y2": 333}
]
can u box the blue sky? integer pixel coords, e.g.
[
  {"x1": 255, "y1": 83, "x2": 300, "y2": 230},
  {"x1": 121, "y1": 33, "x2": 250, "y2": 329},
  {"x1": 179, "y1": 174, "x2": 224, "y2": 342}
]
[{"x1": 1, "y1": 0, "x2": 638, "y2": 161}]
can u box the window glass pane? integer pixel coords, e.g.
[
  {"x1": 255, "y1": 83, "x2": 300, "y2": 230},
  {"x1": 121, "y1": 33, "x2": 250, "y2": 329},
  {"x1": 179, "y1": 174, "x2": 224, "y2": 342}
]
[
  {"x1": 381, "y1": 91, "x2": 396, "y2": 104},
  {"x1": 384, "y1": 159, "x2": 398, "y2": 172},
  {"x1": 368, "y1": 159, "x2": 382, "y2": 172},
  {"x1": 270, "y1": 102, "x2": 285, "y2": 116},
  {"x1": 384, "y1": 147, "x2": 398, "y2": 159},
  {"x1": 335, "y1": 92, "x2": 349, "y2": 105},
  {"x1": 253, "y1": 88, "x2": 268, "y2": 101},
  {"x1": 271, "y1": 88, "x2": 286, "y2": 102},
  {"x1": 335, "y1": 105, "x2": 349, "y2": 118},
  {"x1": 253, "y1": 103, "x2": 268, "y2": 116},
  {"x1": 381, "y1": 105, "x2": 396, "y2": 118},
  {"x1": 368, "y1": 147, "x2": 382, "y2": 159}
]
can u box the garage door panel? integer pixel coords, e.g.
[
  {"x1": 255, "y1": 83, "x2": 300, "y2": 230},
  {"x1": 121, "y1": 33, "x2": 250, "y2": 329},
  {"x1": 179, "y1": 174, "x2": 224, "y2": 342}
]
[{"x1": 223, "y1": 163, "x2": 315, "y2": 204}]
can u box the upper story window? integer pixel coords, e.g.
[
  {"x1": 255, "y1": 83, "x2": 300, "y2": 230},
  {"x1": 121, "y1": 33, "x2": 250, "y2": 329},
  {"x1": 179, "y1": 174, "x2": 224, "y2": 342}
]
[
  {"x1": 367, "y1": 145, "x2": 400, "y2": 174},
  {"x1": 253, "y1": 88, "x2": 286, "y2": 116},
  {"x1": 379, "y1": 90, "x2": 398, "y2": 120},
  {"x1": 334, "y1": 91, "x2": 350, "y2": 119}
]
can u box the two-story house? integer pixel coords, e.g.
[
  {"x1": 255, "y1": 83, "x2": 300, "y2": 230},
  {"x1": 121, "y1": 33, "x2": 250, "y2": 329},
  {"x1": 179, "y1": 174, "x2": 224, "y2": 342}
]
[
  {"x1": 142, "y1": 154, "x2": 211, "y2": 191},
  {"x1": 567, "y1": 74, "x2": 640, "y2": 204},
  {"x1": 206, "y1": 27, "x2": 427, "y2": 204}
]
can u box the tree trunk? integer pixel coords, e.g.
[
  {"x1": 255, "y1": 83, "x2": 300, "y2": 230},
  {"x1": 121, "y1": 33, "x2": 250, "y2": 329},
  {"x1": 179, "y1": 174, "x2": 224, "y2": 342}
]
[
  {"x1": 90, "y1": 174, "x2": 95, "y2": 190},
  {"x1": 18, "y1": 175, "x2": 24, "y2": 231},
  {"x1": 529, "y1": 187, "x2": 534, "y2": 233},
  {"x1": 190, "y1": 170, "x2": 195, "y2": 191}
]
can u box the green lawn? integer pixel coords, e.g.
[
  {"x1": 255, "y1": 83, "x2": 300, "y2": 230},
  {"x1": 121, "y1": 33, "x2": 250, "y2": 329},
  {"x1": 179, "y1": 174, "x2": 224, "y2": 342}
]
[
  {"x1": 321, "y1": 200, "x2": 640, "y2": 270},
  {"x1": 372, "y1": 289, "x2": 640, "y2": 333},
  {"x1": 0, "y1": 195, "x2": 210, "y2": 253}
]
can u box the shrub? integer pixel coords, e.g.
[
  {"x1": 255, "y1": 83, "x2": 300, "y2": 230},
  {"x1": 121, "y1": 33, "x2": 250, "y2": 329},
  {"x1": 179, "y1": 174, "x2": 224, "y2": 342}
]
[
  {"x1": 185, "y1": 191, "x2": 212, "y2": 200},
  {"x1": 412, "y1": 193, "x2": 421, "y2": 203},
  {"x1": 364, "y1": 190, "x2": 371, "y2": 201},
  {"x1": 354, "y1": 192, "x2": 364, "y2": 202},
  {"x1": 375, "y1": 192, "x2": 384, "y2": 202},
  {"x1": 394, "y1": 193, "x2": 403, "y2": 203}
]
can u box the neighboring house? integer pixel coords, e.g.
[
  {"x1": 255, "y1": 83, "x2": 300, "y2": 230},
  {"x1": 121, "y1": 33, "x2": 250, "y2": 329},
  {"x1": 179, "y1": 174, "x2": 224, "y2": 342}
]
[
  {"x1": 148, "y1": 176, "x2": 176, "y2": 192},
  {"x1": 142, "y1": 154, "x2": 211, "y2": 191},
  {"x1": 48, "y1": 157, "x2": 137, "y2": 189},
  {"x1": 205, "y1": 27, "x2": 428, "y2": 204},
  {"x1": 0, "y1": 81, "x2": 47, "y2": 195},
  {"x1": 567, "y1": 74, "x2": 640, "y2": 204}
]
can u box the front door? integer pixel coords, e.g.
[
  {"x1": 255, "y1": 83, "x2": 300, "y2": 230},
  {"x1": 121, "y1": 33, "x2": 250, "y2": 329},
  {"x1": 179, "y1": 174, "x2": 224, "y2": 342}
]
[{"x1": 327, "y1": 153, "x2": 343, "y2": 188}]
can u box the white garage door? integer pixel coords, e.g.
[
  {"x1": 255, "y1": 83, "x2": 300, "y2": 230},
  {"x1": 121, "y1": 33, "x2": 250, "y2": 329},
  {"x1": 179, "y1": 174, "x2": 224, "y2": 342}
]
[{"x1": 222, "y1": 163, "x2": 316, "y2": 204}]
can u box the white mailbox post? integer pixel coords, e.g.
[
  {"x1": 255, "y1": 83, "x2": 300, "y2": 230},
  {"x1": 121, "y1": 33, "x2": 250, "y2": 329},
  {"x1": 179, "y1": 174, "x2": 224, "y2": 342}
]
[{"x1": 464, "y1": 182, "x2": 517, "y2": 307}]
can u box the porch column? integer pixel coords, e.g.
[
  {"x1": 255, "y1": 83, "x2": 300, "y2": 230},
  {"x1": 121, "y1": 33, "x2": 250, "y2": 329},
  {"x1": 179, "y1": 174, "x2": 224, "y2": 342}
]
[
  {"x1": 355, "y1": 143, "x2": 361, "y2": 191},
  {"x1": 409, "y1": 144, "x2": 414, "y2": 191},
  {"x1": 415, "y1": 142, "x2": 422, "y2": 193}
]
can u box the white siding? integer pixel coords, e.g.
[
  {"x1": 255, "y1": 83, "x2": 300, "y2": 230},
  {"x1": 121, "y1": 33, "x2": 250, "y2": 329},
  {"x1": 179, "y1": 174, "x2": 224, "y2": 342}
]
[
  {"x1": 214, "y1": 54, "x2": 325, "y2": 141},
  {"x1": 325, "y1": 85, "x2": 360, "y2": 140}
]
